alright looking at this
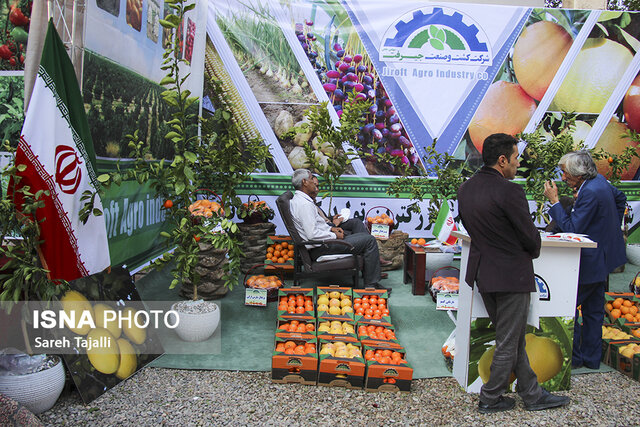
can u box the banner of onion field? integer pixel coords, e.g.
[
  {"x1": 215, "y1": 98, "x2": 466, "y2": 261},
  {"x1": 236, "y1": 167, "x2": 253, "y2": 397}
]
[{"x1": 206, "y1": 1, "x2": 640, "y2": 241}]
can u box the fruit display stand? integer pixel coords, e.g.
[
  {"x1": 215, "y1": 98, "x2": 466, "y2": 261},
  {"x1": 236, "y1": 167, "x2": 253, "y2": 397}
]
[{"x1": 452, "y1": 231, "x2": 597, "y2": 393}]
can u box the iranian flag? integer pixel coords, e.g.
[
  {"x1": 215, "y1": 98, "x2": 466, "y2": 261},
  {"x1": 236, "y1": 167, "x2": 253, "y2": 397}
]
[
  {"x1": 11, "y1": 21, "x2": 110, "y2": 281},
  {"x1": 432, "y1": 200, "x2": 458, "y2": 245}
]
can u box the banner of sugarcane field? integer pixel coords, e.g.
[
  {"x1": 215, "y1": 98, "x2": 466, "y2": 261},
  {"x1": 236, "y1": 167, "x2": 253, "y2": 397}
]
[{"x1": 5, "y1": 1, "x2": 640, "y2": 269}]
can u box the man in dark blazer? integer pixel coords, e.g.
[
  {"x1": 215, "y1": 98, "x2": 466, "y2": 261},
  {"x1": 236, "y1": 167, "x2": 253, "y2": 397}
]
[
  {"x1": 458, "y1": 133, "x2": 569, "y2": 413},
  {"x1": 544, "y1": 150, "x2": 626, "y2": 369}
]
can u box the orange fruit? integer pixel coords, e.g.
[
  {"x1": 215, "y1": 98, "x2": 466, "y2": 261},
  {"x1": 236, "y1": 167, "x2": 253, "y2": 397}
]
[
  {"x1": 284, "y1": 341, "x2": 296, "y2": 349},
  {"x1": 512, "y1": 21, "x2": 572, "y2": 101},
  {"x1": 275, "y1": 244, "x2": 283, "y2": 251},
  {"x1": 606, "y1": 303, "x2": 613, "y2": 312},
  {"x1": 277, "y1": 257, "x2": 285, "y2": 263},
  {"x1": 417, "y1": 238, "x2": 426, "y2": 246},
  {"x1": 163, "y1": 199, "x2": 173, "y2": 209},
  {"x1": 623, "y1": 300, "x2": 633, "y2": 307},
  {"x1": 629, "y1": 305, "x2": 638, "y2": 315},
  {"x1": 625, "y1": 313, "x2": 634, "y2": 322},
  {"x1": 281, "y1": 242, "x2": 289, "y2": 249},
  {"x1": 267, "y1": 247, "x2": 274, "y2": 253},
  {"x1": 275, "y1": 343, "x2": 285, "y2": 352},
  {"x1": 468, "y1": 80, "x2": 536, "y2": 153},
  {"x1": 613, "y1": 298, "x2": 624, "y2": 309},
  {"x1": 611, "y1": 308, "x2": 621, "y2": 319},
  {"x1": 411, "y1": 238, "x2": 418, "y2": 245},
  {"x1": 621, "y1": 306, "x2": 630, "y2": 315}
]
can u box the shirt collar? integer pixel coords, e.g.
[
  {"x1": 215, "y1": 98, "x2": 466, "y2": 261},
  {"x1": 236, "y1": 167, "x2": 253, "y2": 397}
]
[{"x1": 294, "y1": 190, "x2": 313, "y2": 203}]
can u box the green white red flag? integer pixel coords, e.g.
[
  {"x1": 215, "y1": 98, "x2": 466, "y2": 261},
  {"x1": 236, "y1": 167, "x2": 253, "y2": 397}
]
[
  {"x1": 12, "y1": 20, "x2": 110, "y2": 281},
  {"x1": 432, "y1": 200, "x2": 458, "y2": 245}
]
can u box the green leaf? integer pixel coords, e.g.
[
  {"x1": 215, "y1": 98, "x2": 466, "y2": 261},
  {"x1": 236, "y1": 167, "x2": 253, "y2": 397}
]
[
  {"x1": 175, "y1": 181, "x2": 186, "y2": 195},
  {"x1": 160, "y1": 76, "x2": 176, "y2": 85},
  {"x1": 184, "y1": 151, "x2": 197, "y2": 163},
  {"x1": 159, "y1": 19, "x2": 177, "y2": 29},
  {"x1": 98, "y1": 174, "x2": 110, "y2": 183}
]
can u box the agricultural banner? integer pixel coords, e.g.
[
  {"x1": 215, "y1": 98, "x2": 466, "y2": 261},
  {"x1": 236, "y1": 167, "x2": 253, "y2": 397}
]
[
  {"x1": 82, "y1": 0, "x2": 207, "y2": 268},
  {"x1": 207, "y1": 1, "x2": 640, "y2": 241}
]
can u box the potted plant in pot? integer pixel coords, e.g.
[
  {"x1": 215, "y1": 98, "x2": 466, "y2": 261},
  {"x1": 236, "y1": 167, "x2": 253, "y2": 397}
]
[
  {"x1": 0, "y1": 140, "x2": 67, "y2": 413},
  {"x1": 90, "y1": 0, "x2": 271, "y2": 342}
]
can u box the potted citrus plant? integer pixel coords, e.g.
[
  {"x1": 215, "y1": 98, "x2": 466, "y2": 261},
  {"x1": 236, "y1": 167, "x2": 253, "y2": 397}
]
[
  {"x1": 0, "y1": 140, "x2": 67, "y2": 412},
  {"x1": 89, "y1": 0, "x2": 271, "y2": 341}
]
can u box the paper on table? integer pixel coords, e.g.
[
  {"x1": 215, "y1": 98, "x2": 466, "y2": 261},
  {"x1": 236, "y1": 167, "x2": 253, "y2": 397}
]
[
  {"x1": 339, "y1": 208, "x2": 350, "y2": 221},
  {"x1": 546, "y1": 233, "x2": 589, "y2": 242}
]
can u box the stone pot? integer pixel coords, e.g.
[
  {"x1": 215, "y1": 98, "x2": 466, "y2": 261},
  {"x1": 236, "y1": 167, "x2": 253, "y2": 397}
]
[
  {"x1": 180, "y1": 242, "x2": 229, "y2": 300},
  {"x1": 235, "y1": 222, "x2": 276, "y2": 273},
  {"x1": 170, "y1": 300, "x2": 220, "y2": 342},
  {"x1": 0, "y1": 355, "x2": 65, "y2": 414},
  {"x1": 376, "y1": 230, "x2": 408, "y2": 270}
]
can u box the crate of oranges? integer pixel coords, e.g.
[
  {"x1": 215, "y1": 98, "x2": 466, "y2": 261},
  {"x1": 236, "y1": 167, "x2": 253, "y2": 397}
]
[
  {"x1": 365, "y1": 206, "x2": 394, "y2": 239},
  {"x1": 363, "y1": 344, "x2": 413, "y2": 393},
  {"x1": 605, "y1": 293, "x2": 640, "y2": 323},
  {"x1": 272, "y1": 336, "x2": 318, "y2": 385},
  {"x1": 265, "y1": 236, "x2": 295, "y2": 270}
]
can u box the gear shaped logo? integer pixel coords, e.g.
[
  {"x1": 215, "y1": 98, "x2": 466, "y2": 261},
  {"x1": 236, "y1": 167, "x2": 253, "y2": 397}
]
[{"x1": 380, "y1": 7, "x2": 492, "y2": 66}]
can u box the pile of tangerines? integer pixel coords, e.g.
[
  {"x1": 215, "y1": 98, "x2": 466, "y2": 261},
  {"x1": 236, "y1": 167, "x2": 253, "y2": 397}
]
[
  {"x1": 364, "y1": 348, "x2": 407, "y2": 365},
  {"x1": 607, "y1": 297, "x2": 640, "y2": 322},
  {"x1": 245, "y1": 274, "x2": 283, "y2": 290},
  {"x1": 358, "y1": 324, "x2": 396, "y2": 341},
  {"x1": 266, "y1": 241, "x2": 294, "y2": 264},
  {"x1": 353, "y1": 295, "x2": 389, "y2": 320},
  {"x1": 277, "y1": 293, "x2": 314, "y2": 314},
  {"x1": 279, "y1": 320, "x2": 315, "y2": 333},
  {"x1": 275, "y1": 340, "x2": 316, "y2": 355},
  {"x1": 187, "y1": 199, "x2": 223, "y2": 217},
  {"x1": 366, "y1": 213, "x2": 393, "y2": 226},
  {"x1": 409, "y1": 238, "x2": 427, "y2": 246}
]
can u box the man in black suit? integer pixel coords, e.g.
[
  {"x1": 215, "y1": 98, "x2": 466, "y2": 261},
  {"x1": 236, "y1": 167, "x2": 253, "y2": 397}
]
[{"x1": 458, "y1": 133, "x2": 569, "y2": 413}]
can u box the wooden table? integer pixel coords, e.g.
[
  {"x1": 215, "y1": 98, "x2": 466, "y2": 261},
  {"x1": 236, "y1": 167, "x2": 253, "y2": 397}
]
[{"x1": 403, "y1": 242, "x2": 427, "y2": 295}]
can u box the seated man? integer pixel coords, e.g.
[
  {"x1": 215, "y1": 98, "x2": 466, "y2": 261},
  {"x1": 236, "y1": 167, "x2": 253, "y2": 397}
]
[
  {"x1": 310, "y1": 175, "x2": 392, "y2": 269},
  {"x1": 290, "y1": 169, "x2": 390, "y2": 292}
]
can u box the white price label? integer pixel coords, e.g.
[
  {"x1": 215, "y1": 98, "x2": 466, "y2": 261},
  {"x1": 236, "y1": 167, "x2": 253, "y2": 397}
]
[
  {"x1": 436, "y1": 292, "x2": 458, "y2": 311},
  {"x1": 370, "y1": 224, "x2": 390, "y2": 239},
  {"x1": 245, "y1": 288, "x2": 268, "y2": 306}
]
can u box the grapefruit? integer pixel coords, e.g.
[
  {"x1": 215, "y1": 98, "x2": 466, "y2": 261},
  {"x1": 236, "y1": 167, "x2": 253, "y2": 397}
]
[
  {"x1": 593, "y1": 119, "x2": 640, "y2": 180},
  {"x1": 513, "y1": 21, "x2": 573, "y2": 101},
  {"x1": 553, "y1": 38, "x2": 633, "y2": 114},
  {"x1": 468, "y1": 81, "x2": 537, "y2": 153},
  {"x1": 623, "y1": 74, "x2": 640, "y2": 132}
]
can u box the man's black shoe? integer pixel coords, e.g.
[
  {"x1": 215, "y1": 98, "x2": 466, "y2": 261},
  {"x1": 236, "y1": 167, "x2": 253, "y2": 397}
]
[
  {"x1": 583, "y1": 361, "x2": 600, "y2": 370},
  {"x1": 571, "y1": 362, "x2": 583, "y2": 369},
  {"x1": 478, "y1": 396, "x2": 515, "y2": 414},
  {"x1": 525, "y1": 389, "x2": 570, "y2": 411}
]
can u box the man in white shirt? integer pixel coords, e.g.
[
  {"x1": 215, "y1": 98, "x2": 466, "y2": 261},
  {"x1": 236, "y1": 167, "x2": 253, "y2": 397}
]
[{"x1": 289, "y1": 169, "x2": 390, "y2": 292}]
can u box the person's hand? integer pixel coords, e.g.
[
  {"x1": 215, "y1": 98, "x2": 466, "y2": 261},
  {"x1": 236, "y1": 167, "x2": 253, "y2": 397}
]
[
  {"x1": 543, "y1": 181, "x2": 559, "y2": 204},
  {"x1": 332, "y1": 215, "x2": 344, "y2": 226},
  {"x1": 331, "y1": 227, "x2": 344, "y2": 239}
]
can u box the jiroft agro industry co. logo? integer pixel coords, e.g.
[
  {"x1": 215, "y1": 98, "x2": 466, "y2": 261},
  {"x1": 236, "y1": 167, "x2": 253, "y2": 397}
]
[{"x1": 380, "y1": 7, "x2": 491, "y2": 66}]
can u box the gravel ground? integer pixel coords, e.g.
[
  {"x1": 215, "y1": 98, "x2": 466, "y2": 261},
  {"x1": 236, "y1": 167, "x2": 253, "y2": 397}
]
[{"x1": 38, "y1": 368, "x2": 640, "y2": 426}]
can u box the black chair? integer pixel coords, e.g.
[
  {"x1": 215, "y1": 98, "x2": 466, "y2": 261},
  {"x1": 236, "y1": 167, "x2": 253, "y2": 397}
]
[{"x1": 276, "y1": 191, "x2": 363, "y2": 287}]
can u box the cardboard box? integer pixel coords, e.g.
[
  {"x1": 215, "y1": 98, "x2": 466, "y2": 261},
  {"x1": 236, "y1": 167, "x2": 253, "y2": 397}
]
[
  {"x1": 352, "y1": 288, "x2": 391, "y2": 323},
  {"x1": 608, "y1": 340, "x2": 640, "y2": 378},
  {"x1": 276, "y1": 317, "x2": 317, "y2": 338},
  {"x1": 317, "y1": 339, "x2": 365, "y2": 389},
  {"x1": 357, "y1": 322, "x2": 399, "y2": 346},
  {"x1": 363, "y1": 343, "x2": 412, "y2": 393},
  {"x1": 317, "y1": 286, "x2": 354, "y2": 321},
  {"x1": 316, "y1": 319, "x2": 357, "y2": 341},
  {"x1": 272, "y1": 335, "x2": 318, "y2": 385},
  {"x1": 277, "y1": 287, "x2": 315, "y2": 318},
  {"x1": 265, "y1": 236, "x2": 295, "y2": 271},
  {"x1": 633, "y1": 353, "x2": 640, "y2": 381}
]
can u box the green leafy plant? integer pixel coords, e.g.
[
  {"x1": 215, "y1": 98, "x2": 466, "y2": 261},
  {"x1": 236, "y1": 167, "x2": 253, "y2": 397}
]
[
  {"x1": 0, "y1": 140, "x2": 68, "y2": 312},
  {"x1": 300, "y1": 95, "x2": 405, "y2": 212},
  {"x1": 387, "y1": 139, "x2": 472, "y2": 227},
  {"x1": 90, "y1": 0, "x2": 271, "y2": 299}
]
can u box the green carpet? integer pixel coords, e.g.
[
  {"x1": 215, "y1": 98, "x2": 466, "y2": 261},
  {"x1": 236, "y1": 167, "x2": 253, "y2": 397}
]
[{"x1": 138, "y1": 262, "x2": 639, "y2": 379}]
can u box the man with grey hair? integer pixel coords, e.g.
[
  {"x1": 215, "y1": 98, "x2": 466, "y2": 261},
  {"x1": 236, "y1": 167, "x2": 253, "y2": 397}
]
[
  {"x1": 289, "y1": 169, "x2": 390, "y2": 292},
  {"x1": 544, "y1": 150, "x2": 626, "y2": 369}
]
